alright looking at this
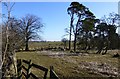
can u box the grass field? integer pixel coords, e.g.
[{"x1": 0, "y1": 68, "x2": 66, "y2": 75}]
[
  {"x1": 28, "y1": 41, "x2": 64, "y2": 50},
  {"x1": 16, "y1": 50, "x2": 120, "y2": 78}
]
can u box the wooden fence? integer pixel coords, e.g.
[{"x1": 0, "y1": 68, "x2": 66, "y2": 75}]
[
  {"x1": 17, "y1": 59, "x2": 59, "y2": 79},
  {"x1": 50, "y1": 66, "x2": 59, "y2": 79}
]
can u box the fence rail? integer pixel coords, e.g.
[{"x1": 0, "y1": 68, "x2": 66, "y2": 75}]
[
  {"x1": 50, "y1": 66, "x2": 59, "y2": 79},
  {"x1": 17, "y1": 59, "x2": 59, "y2": 79}
]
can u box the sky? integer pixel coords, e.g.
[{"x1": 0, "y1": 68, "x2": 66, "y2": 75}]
[{"x1": 2, "y1": 2, "x2": 119, "y2": 41}]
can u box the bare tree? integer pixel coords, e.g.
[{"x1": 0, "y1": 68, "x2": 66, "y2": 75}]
[
  {"x1": 2, "y1": 2, "x2": 17, "y2": 77},
  {"x1": 20, "y1": 14, "x2": 44, "y2": 51}
]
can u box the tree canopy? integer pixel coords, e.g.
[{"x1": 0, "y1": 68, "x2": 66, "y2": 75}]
[{"x1": 67, "y1": 2, "x2": 120, "y2": 54}]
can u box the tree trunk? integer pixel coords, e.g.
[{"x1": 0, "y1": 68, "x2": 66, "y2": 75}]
[
  {"x1": 25, "y1": 39, "x2": 29, "y2": 51},
  {"x1": 102, "y1": 47, "x2": 108, "y2": 55},
  {"x1": 96, "y1": 40, "x2": 103, "y2": 54},
  {"x1": 102, "y1": 40, "x2": 109, "y2": 55},
  {"x1": 69, "y1": 13, "x2": 74, "y2": 51},
  {"x1": 69, "y1": 26, "x2": 72, "y2": 50},
  {"x1": 74, "y1": 33, "x2": 77, "y2": 53},
  {"x1": 73, "y1": 18, "x2": 80, "y2": 53},
  {"x1": 85, "y1": 33, "x2": 88, "y2": 53}
]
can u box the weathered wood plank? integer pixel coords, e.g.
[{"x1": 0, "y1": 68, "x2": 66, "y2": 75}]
[
  {"x1": 50, "y1": 66, "x2": 59, "y2": 79},
  {"x1": 17, "y1": 59, "x2": 22, "y2": 79},
  {"x1": 30, "y1": 72, "x2": 39, "y2": 79},
  {"x1": 31, "y1": 63, "x2": 48, "y2": 72},
  {"x1": 44, "y1": 70, "x2": 48, "y2": 79},
  {"x1": 22, "y1": 72, "x2": 27, "y2": 78},
  {"x1": 22, "y1": 65, "x2": 28, "y2": 72},
  {"x1": 22, "y1": 60, "x2": 30, "y2": 64}
]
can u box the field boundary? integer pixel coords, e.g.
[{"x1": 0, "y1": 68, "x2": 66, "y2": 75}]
[{"x1": 17, "y1": 59, "x2": 59, "y2": 79}]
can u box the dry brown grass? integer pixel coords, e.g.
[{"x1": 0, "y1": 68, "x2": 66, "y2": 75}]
[{"x1": 16, "y1": 50, "x2": 120, "y2": 78}]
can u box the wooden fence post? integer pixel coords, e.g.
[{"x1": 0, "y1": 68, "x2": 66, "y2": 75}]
[
  {"x1": 50, "y1": 66, "x2": 53, "y2": 79},
  {"x1": 17, "y1": 59, "x2": 22, "y2": 79},
  {"x1": 44, "y1": 69, "x2": 48, "y2": 79},
  {"x1": 50, "y1": 66, "x2": 59, "y2": 79},
  {"x1": 26, "y1": 60, "x2": 32, "y2": 79},
  {"x1": 18, "y1": 59, "x2": 51, "y2": 79}
]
